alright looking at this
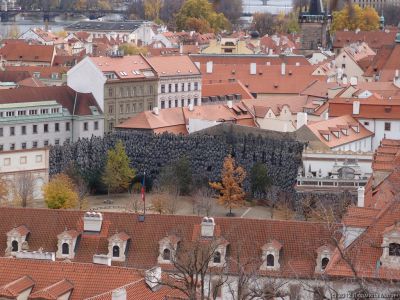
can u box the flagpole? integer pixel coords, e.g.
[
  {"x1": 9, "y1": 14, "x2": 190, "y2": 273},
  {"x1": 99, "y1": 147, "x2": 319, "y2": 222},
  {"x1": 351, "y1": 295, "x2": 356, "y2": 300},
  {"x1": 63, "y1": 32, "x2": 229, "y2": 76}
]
[{"x1": 143, "y1": 171, "x2": 146, "y2": 216}]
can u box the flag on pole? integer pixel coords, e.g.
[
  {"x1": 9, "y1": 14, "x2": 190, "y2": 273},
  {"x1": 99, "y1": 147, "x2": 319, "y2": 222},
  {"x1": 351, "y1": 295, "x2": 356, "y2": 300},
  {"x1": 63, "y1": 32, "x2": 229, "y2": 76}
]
[{"x1": 141, "y1": 173, "x2": 146, "y2": 202}]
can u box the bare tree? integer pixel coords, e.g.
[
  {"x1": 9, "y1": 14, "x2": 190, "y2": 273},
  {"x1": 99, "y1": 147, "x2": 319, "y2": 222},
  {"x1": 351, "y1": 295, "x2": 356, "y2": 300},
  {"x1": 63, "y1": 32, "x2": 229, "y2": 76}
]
[
  {"x1": 0, "y1": 175, "x2": 9, "y2": 206},
  {"x1": 13, "y1": 172, "x2": 35, "y2": 207},
  {"x1": 193, "y1": 187, "x2": 214, "y2": 216}
]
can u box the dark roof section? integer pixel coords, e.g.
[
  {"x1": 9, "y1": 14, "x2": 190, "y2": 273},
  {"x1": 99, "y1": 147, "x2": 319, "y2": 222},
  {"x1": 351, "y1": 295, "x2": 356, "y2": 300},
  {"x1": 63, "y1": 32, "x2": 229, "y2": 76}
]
[
  {"x1": 65, "y1": 21, "x2": 149, "y2": 32},
  {"x1": 0, "y1": 70, "x2": 31, "y2": 83},
  {"x1": 0, "y1": 86, "x2": 102, "y2": 116}
]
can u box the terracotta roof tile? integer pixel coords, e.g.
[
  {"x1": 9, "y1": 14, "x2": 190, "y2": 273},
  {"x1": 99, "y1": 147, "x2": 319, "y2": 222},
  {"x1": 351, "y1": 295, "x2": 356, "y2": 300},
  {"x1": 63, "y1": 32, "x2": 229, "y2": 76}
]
[
  {"x1": 202, "y1": 81, "x2": 254, "y2": 100},
  {"x1": 30, "y1": 279, "x2": 74, "y2": 299},
  {"x1": 146, "y1": 55, "x2": 200, "y2": 77},
  {"x1": 0, "y1": 276, "x2": 35, "y2": 297},
  {"x1": 0, "y1": 43, "x2": 55, "y2": 64}
]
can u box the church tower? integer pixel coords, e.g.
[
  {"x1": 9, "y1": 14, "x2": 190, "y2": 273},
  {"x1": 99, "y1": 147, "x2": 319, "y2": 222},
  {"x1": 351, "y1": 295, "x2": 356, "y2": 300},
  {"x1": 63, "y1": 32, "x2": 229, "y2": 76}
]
[{"x1": 298, "y1": 0, "x2": 331, "y2": 51}]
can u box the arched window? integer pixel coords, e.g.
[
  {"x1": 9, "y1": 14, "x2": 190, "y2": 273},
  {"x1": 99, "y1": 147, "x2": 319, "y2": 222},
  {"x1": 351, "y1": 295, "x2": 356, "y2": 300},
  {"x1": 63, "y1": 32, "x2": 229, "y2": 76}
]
[
  {"x1": 163, "y1": 248, "x2": 171, "y2": 261},
  {"x1": 389, "y1": 243, "x2": 400, "y2": 256},
  {"x1": 62, "y1": 242, "x2": 69, "y2": 255},
  {"x1": 112, "y1": 245, "x2": 120, "y2": 257},
  {"x1": 11, "y1": 240, "x2": 18, "y2": 252},
  {"x1": 213, "y1": 251, "x2": 221, "y2": 264},
  {"x1": 321, "y1": 257, "x2": 330, "y2": 270},
  {"x1": 266, "y1": 254, "x2": 274, "y2": 267}
]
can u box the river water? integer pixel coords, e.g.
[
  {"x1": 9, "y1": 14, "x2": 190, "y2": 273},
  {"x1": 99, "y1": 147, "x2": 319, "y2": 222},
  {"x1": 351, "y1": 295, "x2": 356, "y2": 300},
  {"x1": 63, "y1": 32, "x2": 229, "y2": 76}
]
[{"x1": 0, "y1": 14, "x2": 124, "y2": 38}]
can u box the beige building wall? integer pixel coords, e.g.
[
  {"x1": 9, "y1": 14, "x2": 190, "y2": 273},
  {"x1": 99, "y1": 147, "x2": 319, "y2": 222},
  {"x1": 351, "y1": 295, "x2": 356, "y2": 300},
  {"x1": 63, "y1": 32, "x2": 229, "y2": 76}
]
[{"x1": 104, "y1": 79, "x2": 158, "y2": 131}]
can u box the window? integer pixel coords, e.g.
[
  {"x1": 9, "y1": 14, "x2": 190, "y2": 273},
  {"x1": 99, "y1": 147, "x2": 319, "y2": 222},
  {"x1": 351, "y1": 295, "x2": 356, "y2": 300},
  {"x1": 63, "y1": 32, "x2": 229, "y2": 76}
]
[
  {"x1": 119, "y1": 87, "x2": 123, "y2": 97},
  {"x1": 321, "y1": 257, "x2": 329, "y2": 270},
  {"x1": 44, "y1": 140, "x2": 49, "y2": 146},
  {"x1": 161, "y1": 101, "x2": 165, "y2": 109},
  {"x1": 4, "y1": 158, "x2": 10, "y2": 166},
  {"x1": 213, "y1": 251, "x2": 221, "y2": 263},
  {"x1": 108, "y1": 88, "x2": 113, "y2": 97},
  {"x1": 55, "y1": 123, "x2": 60, "y2": 132},
  {"x1": 132, "y1": 104, "x2": 136, "y2": 112},
  {"x1": 10, "y1": 143, "x2": 15, "y2": 151},
  {"x1": 108, "y1": 105, "x2": 114, "y2": 114},
  {"x1": 181, "y1": 83, "x2": 185, "y2": 92},
  {"x1": 21, "y1": 143, "x2": 26, "y2": 150},
  {"x1": 21, "y1": 126, "x2": 26, "y2": 135},
  {"x1": 0, "y1": 145, "x2": 3, "y2": 151},
  {"x1": 119, "y1": 104, "x2": 123, "y2": 114},
  {"x1": 126, "y1": 104, "x2": 130, "y2": 113},
  {"x1": 18, "y1": 110, "x2": 26, "y2": 116},
  {"x1": 163, "y1": 248, "x2": 171, "y2": 260},
  {"x1": 389, "y1": 243, "x2": 400, "y2": 256},
  {"x1": 194, "y1": 82, "x2": 199, "y2": 91},
  {"x1": 149, "y1": 86, "x2": 153, "y2": 95},
  {"x1": 62, "y1": 243, "x2": 69, "y2": 255},
  {"x1": 83, "y1": 122, "x2": 88, "y2": 131},
  {"x1": 364, "y1": 121, "x2": 369, "y2": 126},
  {"x1": 266, "y1": 254, "x2": 274, "y2": 267},
  {"x1": 66, "y1": 122, "x2": 70, "y2": 131},
  {"x1": 94, "y1": 121, "x2": 99, "y2": 130},
  {"x1": 175, "y1": 83, "x2": 178, "y2": 92},
  {"x1": 40, "y1": 109, "x2": 49, "y2": 114},
  {"x1": 168, "y1": 84, "x2": 172, "y2": 93},
  {"x1": 29, "y1": 109, "x2": 37, "y2": 115},
  {"x1": 6, "y1": 111, "x2": 15, "y2": 117},
  {"x1": 161, "y1": 85, "x2": 165, "y2": 93},
  {"x1": 188, "y1": 82, "x2": 191, "y2": 91},
  {"x1": 10, "y1": 127, "x2": 15, "y2": 136},
  {"x1": 385, "y1": 122, "x2": 391, "y2": 131},
  {"x1": 168, "y1": 100, "x2": 172, "y2": 108},
  {"x1": 194, "y1": 98, "x2": 198, "y2": 106},
  {"x1": 11, "y1": 240, "x2": 18, "y2": 252},
  {"x1": 341, "y1": 64, "x2": 346, "y2": 69},
  {"x1": 44, "y1": 124, "x2": 49, "y2": 133},
  {"x1": 109, "y1": 122, "x2": 114, "y2": 132},
  {"x1": 175, "y1": 99, "x2": 178, "y2": 107},
  {"x1": 112, "y1": 245, "x2": 120, "y2": 257},
  {"x1": 181, "y1": 99, "x2": 185, "y2": 107},
  {"x1": 20, "y1": 156, "x2": 27, "y2": 164},
  {"x1": 0, "y1": 128, "x2": 2, "y2": 137},
  {"x1": 32, "y1": 141, "x2": 38, "y2": 148},
  {"x1": 55, "y1": 139, "x2": 60, "y2": 146},
  {"x1": 188, "y1": 98, "x2": 191, "y2": 105},
  {"x1": 33, "y1": 125, "x2": 38, "y2": 134}
]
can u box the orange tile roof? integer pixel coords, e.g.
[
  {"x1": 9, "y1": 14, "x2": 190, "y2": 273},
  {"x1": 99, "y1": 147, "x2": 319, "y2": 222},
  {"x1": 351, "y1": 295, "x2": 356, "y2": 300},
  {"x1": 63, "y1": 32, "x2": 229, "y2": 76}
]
[
  {"x1": 146, "y1": 55, "x2": 200, "y2": 77},
  {"x1": 30, "y1": 279, "x2": 74, "y2": 299},
  {"x1": 0, "y1": 276, "x2": 35, "y2": 298},
  {"x1": 5, "y1": 65, "x2": 69, "y2": 80},
  {"x1": 190, "y1": 54, "x2": 310, "y2": 66},
  {"x1": 90, "y1": 56, "x2": 155, "y2": 80},
  {"x1": 202, "y1": 81, "x2": 254, "y2": 100},
  {"x1": 0, "y1": 43, "x2": 55, "y2": 64},
  {"x1": 305, "y1": 115, "x2": 373, "y2": 148},
  {"x1": 0, "y1": 207, "x2": 338, "y2": 279},
  {"x1": 333, "y1": 30, "x2": 398, "y2": 50}
]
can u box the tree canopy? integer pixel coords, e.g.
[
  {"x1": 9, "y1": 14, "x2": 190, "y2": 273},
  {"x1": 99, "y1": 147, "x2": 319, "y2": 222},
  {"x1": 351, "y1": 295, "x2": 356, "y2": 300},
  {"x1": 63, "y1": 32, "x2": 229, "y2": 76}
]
[
  {"x1": 332, "y1": 4, "x2": 379, "y2": 31},
  {"x1": 209, "y1": 155, "x2": 246, "y2": 215},
  {"x1": 102, "y1": 140, "x2": 135, "y2": 196},
  {"x1": 118, "y1": 43, "x2": 148, "y2": 55},
  {"x1": 176, "y1": 0, "x2": 230, "y2": 33},
  {"x1": 43, "y1": 174, "x2": 78, "y2": 209},
  {"x1": 250, "y1": 162, "x2": 271, "y2": 198}
]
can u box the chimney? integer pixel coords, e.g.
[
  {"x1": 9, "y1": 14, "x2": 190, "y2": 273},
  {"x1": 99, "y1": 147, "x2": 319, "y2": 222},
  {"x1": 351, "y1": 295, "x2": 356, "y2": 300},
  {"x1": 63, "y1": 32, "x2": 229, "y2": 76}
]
[
  {"x1": 206, "y1": 61, "x2": 213, "y2": 74},
  {"x1": 201, "y1": 217, "x2": 215, "y2": 237},
  {"x1": 357, "y1": 186, "x2": 365, "y2": 207},
  {"x1": 145, "y1": 267, "x2": 162, "y2": 291},
  {"x1": 353, "y1": 101, "x2": 360, "y2": 115},
  {"x1": 250, "y1": 63, "x2": 256, "y2": 75},
  {"x1": 350, "y1": 77, "x2": 358, "y2": 86},
  {"x1": 296, "y1": 112, "x2": 308, "y2": 129},
  {"x1": 93, "y1": 254, "x2": 111, "y2": 266},
  {"x1": 281, "y1": 62, "x2": 286, "y2": 75},
  {"x1": 179, "y1": 43, "x2": 183, "y2": 54},
  {"x1": 188, "y1": 103, "x2": 194, "y2": 111},
  {"x1": 84, "y1": 212, "x2": 103, "y2": 232},
  {"x1": 227, "y1": 100, "x2": 233, "y2": 109},
  {"x1": 396, "y1": 69, "x2": 399, "y2": 78},
  {"x1": 112, "y1": 289, "x2": 127, "y2": 300},
  {"x1": 153, "y1": 107, "x2": 159, "y2": 115}
]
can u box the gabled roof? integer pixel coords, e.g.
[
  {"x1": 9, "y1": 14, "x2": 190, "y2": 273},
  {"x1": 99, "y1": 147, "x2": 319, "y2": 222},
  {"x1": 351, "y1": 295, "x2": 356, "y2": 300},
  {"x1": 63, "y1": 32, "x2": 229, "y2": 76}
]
[
  {"x1": 0, "y1": 276, "x2": 35, "y2": 298},
  {"x1": 333, "y1": 30, "x2": 398, "y2": 49},
  {"x1": 29, "y1": 279, "x2": 74, "y2": 300},
  {"x1": 202, "y1": 81, "x2": 254, "y2": 100}
]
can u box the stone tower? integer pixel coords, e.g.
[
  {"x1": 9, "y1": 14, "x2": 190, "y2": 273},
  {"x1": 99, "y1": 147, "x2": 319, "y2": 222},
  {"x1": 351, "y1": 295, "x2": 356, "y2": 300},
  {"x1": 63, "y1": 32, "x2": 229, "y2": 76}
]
[{"x1": 298, "y1": 0, "x2": 331, "y2": 50}]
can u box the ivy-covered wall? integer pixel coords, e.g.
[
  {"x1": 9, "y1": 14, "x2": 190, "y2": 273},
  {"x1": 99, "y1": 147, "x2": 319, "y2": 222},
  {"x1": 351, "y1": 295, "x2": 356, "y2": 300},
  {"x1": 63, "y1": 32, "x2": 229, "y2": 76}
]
[{"x1": 49, "y1": 125, "x2": 304, "y2": 193}]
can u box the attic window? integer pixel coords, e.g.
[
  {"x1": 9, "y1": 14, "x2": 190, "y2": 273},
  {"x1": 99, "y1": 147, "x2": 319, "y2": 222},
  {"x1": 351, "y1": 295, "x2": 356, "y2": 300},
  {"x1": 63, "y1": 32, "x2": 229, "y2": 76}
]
[
  {"x1": 62, "y1": 243, "x2": 69, "y2": 255},
  {"x1": 11, "y1": 240, "x2": 18, "y2": 252},
  {"x1": 266, "y1": 254, "x2": 274, "y2": 266},
  {"x1": 385, "y1": 106, "x2": 392, "y2": 113},
  {"x1": 112, "y1": 245, "x2": 120, "y2": 257},
  {"x1": 321, "y1": 257, "x2": 329, "y2": 270},
  {"x1": 341, "y1": 129, "x2": 348, "y2": 136},
  {"x1": 389, "y1": 243, "x2": 400, "y2": 256},
  {"x1": 163, "y1": 248, "x2": 171, "y2": 260},
  {"x1": 331, "y1": 131, "x2": 340, "y2": 138},
  {"x1": 274, "y1": 83, "x2": 278, "y2": 88},
  {"x1": 322, "y1": 134, "x2": 330, "y2": 141},
  {"x1": 213, "y1": 251, "x2": 221, "y2": 263}
]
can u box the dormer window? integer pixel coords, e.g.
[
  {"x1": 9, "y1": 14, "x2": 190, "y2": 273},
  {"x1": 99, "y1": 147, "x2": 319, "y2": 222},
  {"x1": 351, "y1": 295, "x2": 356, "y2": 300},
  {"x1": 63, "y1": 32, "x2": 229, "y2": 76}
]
[
  {"x1": 56, "y1": 230, "x2": 79, "y2": 260},
  {"x1": 261, "y1": 240, "x2": 282, "y2": 271},
  {"x1": 108, "y1": 232, "x2": 130, "y2": 262},
  {"x1": 389, "y1": 243, "x2": 400, "y2": 256},
  {"x1": 315, "y1": 245, "x2": 333, "y2": 273},
  {"x1": 112, "y1": 245, "x2": 120, "y2": 258},
  {"x1": 158, "y1": 235, "x2": 180, "y2": 264},
  {"x1": 62, "y1": 243, "x2": 69, "y2": 255},
  {"x1": 163, "y1": 248, "x2": 171, "y2": 261},
  {"x1": 6, "y1": 225, "x2": 30, "y2": 256},
  {"x1": 213, "y1": 251, "x2": 221, "y2": 264},
  {"x1": 266, "y1": 254, "x2": 275, "y2": 267},
  {"x1": 11, "y1": 240, "x2": 18, "y2": 252}
]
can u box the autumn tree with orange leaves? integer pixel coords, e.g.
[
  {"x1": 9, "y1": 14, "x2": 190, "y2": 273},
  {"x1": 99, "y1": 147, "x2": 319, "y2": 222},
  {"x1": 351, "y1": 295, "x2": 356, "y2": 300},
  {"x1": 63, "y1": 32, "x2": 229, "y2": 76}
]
[{"x1": 209, "y1": 155, "x2": 246, "y2": 216}]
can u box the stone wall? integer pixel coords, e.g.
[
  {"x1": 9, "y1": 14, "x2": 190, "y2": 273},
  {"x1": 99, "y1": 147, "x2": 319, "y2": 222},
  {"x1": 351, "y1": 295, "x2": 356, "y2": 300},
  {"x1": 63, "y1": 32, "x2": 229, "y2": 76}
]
[{"x1": 49, "y1": 125, "x2": 304, "y2": 194}]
